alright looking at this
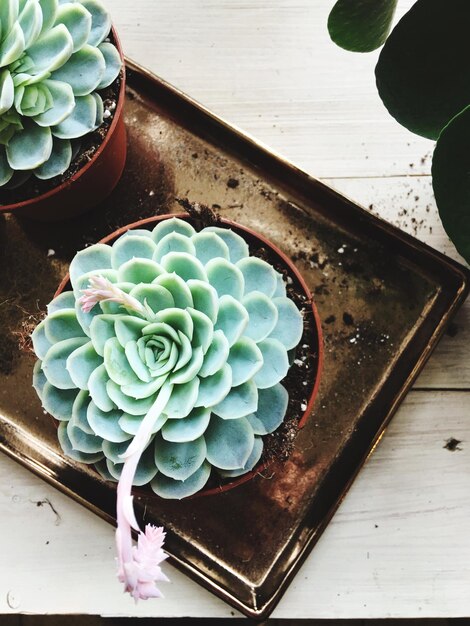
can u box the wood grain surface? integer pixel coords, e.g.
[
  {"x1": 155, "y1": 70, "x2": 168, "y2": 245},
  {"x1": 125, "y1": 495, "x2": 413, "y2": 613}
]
[{"x1": 1, "y1": 0, "x2": 469, "y2": 619}]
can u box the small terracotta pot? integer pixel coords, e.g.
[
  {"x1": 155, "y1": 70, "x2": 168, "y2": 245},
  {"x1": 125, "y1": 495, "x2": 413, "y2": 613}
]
[
  {"x1": 0, "y1": 28, "x2": 127, "y2": 222},
  {"x1": 55, "y1": 213, "x2": 324, "y2": 498}
]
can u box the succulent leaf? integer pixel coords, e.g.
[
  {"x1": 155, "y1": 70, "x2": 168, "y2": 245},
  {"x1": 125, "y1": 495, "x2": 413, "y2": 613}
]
[
  {"x1": 32, "y1": 218, "x2": 306, "y2": 499},
  {"x1": 0, "y1": 0, "x2": 121, "y2": 185}
]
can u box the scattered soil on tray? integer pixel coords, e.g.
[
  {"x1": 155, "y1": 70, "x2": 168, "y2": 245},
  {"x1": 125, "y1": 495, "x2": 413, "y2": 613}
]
[{"x1": 444, "y1": 437, "x2": 462, "y2": 452}]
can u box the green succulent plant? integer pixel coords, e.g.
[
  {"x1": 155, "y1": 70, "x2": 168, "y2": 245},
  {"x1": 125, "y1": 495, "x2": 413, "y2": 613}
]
[
  {"x1": 31, "y1": 217, "x2": 305, "y2": 499},
  {"x1": 0, "y1": 0, "x2": 121, "y2": 188}
]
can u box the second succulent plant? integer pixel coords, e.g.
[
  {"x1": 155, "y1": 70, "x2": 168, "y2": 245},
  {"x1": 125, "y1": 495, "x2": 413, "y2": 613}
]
[{"x1": 0, "y1": 0, "x2": 122, "y2": 188}]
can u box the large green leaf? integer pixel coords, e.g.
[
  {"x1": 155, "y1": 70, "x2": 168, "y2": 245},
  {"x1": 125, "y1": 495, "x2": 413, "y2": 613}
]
[
  {"x1": 328, "y1": 0, "x2": 397, "y2": 52},
  {"x1": 376, "y1": 0, "x2": 470, "y2": 140},
  {"x1": 432, "y1": 105, "x2": 470, "y2": 263}
]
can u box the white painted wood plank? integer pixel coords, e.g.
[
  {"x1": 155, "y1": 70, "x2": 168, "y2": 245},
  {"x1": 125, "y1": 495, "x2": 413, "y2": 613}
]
[
  {"x1": 110, "y1": 0, "x2": 432, "y2": 179},
  {"x1": 1, "y1": 390, "x2": 468, "y2": 618},
  {"x1": 327, "y1": 176, "x2": 470, "y2": 390}
]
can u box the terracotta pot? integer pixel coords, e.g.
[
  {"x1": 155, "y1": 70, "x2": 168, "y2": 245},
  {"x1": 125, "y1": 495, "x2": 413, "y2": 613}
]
[
  {"x1": 55, "y1": 213, "x2": 324, "y2": 498},
  {"x1": 0, "y1": 28, "x2": 127, "y2": 222}
]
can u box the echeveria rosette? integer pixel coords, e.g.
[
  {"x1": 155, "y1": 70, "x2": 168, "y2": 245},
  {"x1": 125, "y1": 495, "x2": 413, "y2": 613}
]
[
  {"x1": 31, "y1": 216, "x2": 304, "y2": 599},
  {"x1": 0, "y1": 0, "x2": 122, "y2": 187}
]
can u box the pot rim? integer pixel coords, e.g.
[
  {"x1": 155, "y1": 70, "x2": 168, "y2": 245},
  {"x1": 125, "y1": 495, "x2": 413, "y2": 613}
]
[
  {"x1": 55, "y1": 212, "x2": 324, "y2": 498},
  {"x1": 0, "y1": 25, "x2": 126, "y2": 213}
]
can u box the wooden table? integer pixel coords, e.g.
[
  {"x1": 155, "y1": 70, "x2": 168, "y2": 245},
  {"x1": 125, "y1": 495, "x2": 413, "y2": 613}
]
[{"x1": 2, "y1": 0, "x2": 469, "y2": 619}]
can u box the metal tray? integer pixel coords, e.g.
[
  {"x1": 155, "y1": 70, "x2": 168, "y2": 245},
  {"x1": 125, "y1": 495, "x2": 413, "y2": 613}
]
[{"x1": 0, "y1": 59, "x2": 468, "y2": 619}]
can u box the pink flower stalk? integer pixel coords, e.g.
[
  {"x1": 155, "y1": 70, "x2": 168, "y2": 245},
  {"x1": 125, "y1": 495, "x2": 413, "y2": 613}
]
[
  {"x1": 115, "y1": 383, "x2": 174, "y2": 600},
  {"x1": 78, "y1": 275, "x2": 147, "y2": 316}
]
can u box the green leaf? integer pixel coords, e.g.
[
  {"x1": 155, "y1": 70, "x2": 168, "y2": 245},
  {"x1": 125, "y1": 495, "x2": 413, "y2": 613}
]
[
  {"x1": 66, "y1": 341, "x2": 102, "y2": 390},
  {"x1": 117, "y1": 257, "x2": 163, "y2": 284},
  {"x1": 161, "y1": 407, "x2": 211, "y2": 443},
  {"x1": 154, "y1": 232, "x2": 196, "y2": 263},
  {"x1": 0, "y1": 146, "x2": 14, "y2": 186},
  {"x1": 227, "y1": 337, "x2": 263, "y2": 386},
  {"x1": 218, "y1": 435, "x2": 263, "y2": 478},
  {"x1": 195, "y1": 363, "x2": 232, "y2": 408},
  {"x1": 206, "y1": 257, "x2": 244, "y2": 299},
  {"x1": 106, "y1": 379, "x2": 155, "y2": 415},
  {"x1": 246, "y1": 383, "x2": 289, "y2": 435},
  {"x1": 42, "y1": 381, "x2": 78, "y2": 421},
  {"x1": 31, "y1": 320, "x2": 52, "y2": 360},
  {"x1": 205, "y1": 227, "x2": 249, "y2": 262},
  {"x1": 187, "y1": 279, "x2": 218, "y2": 323},
  {"x1": 152, "y1": 273, "x2": 193, "y2": 309},
  {"x1": 111, "y1": 234, "x2": 157, "y2": 268},
  {"x1": 58, "y1": 421, "x2": 103, "y2": 464},
  {"x1": 253, "y1": 338, "x2": 289, "y2": 389},
  {"x1": 214, "y1": 295, "x2": 248, "y2": 347},
  {"x1": 87, "y1": 400, "x2": 132, "y2": 443},
  {"x1": 97, "y1": 42, "x2": 121, "y2": 89},
  {"x1": 0, "y1": 70, "x2": 14, "y2": 116},
  {"x1": 53, "y1": 2, "x2": 91, "y2": 52},
  {"x1": 432, "y1": 105, "x2": 470, "y2": 263},
  {"x1": 18, "y1": 0, "x2": 43, "y2": 48},
  {"x1": 42, "y1": 336, "x2": 88, "y2": 389},
  {"x1": 6, "y1": 122, "x2": 52, "y2": 170},
  {"x1": 47, "y1": 291, "x2": 76, "y2": 314},
  {"x1": 154, "y1": 434, "x2": 206, "y2": 481},
  {"x1": 198, "y1": 329, "x2": 229, "y2": 378},
  {"x1": 51, "y1": 44, "x2": 105, "y2": 95},
  {"x1": 205, "y1": 415, "x2": 255, "y2": 470},
  {"x1": 191, "y1": 231, "x2": 230, "y2": 264},
  {"x1": 128, "y1": 284, "x2": 174, "y2": 315},
  {"x1": 242, "y1": 291, "x2": 278, "y2": 343},
  {"x1": 103, "y1": 337, "x2": 139, "y2": 386},
  {"x1": 67, "y1": 418, "x2": 103, "y2": 453},
  {"x1": 164, "y1": 378, "x2": 199, "y2": 419},
  {"x1": 119, "y1": 411, "x2": 167, "y2": 437},
  {"x1": 88, "y1": 363, "x2": 115, "y2": 412},
  {"x1": 35, "y1": 137, "x2": 72, "y2": 179},
  {"x1": 328, "y1": 0, "x2": 398, "y2": 53},
  {"x1": 44, "y1": 308, "x2": 84, "y2": 343},
  {"x1": 151, "y1": 217, "x2": 195, "y2": 243},
  {"x1": 150, "y1": 460, "x2": 211, "y2": 499},
  {"x1": 236, "y1": 257, "x2": 277, "y2": 297},
  {"x1": 81, "y1": 0, "x2": 111, "y2": 46},
  {"x1": 69, "y1": 243, "x2": 112, "y2": 287},
  {"x1": 213, "y1": 380, "x2": 258, "y2": 420},
  {"x1": 269, "y1": 297, "x2": 303, "y2": 350},
  {"x1": 27, "y1": 23, "x2": 73, "y2": 74},
  {"x1": 161, "y1": 251, "x2": 207, "y2": 282},
  {"x1": 33, "y1": 79, "x2": 75, "y2": 127},
  {"x1": 51, "y1": 93, "x2": 97, "y2": 139},
  {"x1": 376, "y1": 0, "x2": 470, "y2": 139},
  {"x1": 39, "y1": 0, "x2": 58, "y2": 34}
]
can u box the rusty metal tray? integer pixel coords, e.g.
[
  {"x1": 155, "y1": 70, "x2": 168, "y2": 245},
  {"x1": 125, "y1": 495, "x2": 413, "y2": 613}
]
[{"x1": 0, "y1": 59, "x2": 468, "y2": 619}]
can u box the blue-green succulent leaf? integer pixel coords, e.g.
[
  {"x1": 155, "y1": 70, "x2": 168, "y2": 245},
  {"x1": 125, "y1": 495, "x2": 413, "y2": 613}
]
[
  {"x1": 269, "y1": 297, "x2": 303, "y2": 350},
  {"x1": 34, "y1": 137, "x2": 72, "y2": 179},
  {"x1": 218, "y1": 435, "x2": 263, "y2": 478},
  {"x1": 129, "y1": 284, "x2": 174, "y2": 316},
  {"x1": 67, "y1": 418, "x2": 103, "y2": 453},
  {"x1": 88, "y1": 363, "x2": 114, "y2": 411},
  {"x1": 214, "y1": 295, "x2": 248, "y2": 346},
  {"x1": 114, "y1": 315, "x2": 148, "y2": 347},
  {"x1": 151, "y1": 217, "x2": 195, "y2": 242},
  {"x1": 118, "y1": 411, "x2": 167, "y2": 437},
  {"x1": 106, "y1": 379, "x2": 155, "y2": 415},
  {"x1": 66, "y1": 340, "x2": 102, "y2": 390},
  {"x1": 52, "y1": 93, "x2": 97, "y2": 138},
  {"x1": 227, "y1": 337, "x2": 263, "y2": 386},
  {"x1": 154, "y1": 232, "x2": 196, "y2": 263},
  {"x1": 6, "y1": 122, "x2": 52, "y2": 169},
  {"x1": 69, "y1": 243, "x2": 112, "y2": 287},
  {"x1": 32, "y1": 360, "x2": 47, "y2": 399},
  {"x1": 89, "y1": 314, "x2": 116, "y2": 356},
  {"x1": 192, "y1": 231, "x2": 230, "y2": 264},
  {"x1": 47, "y1": 291, "x2": 76, "y2": 314},
  {"x1": 164, "y1": 378, "x2": 199, "y2": 419},
  {"x1": 150, "y1": 460, "x2": 211, "y2": 499},
  {"x1": 187, "y1": 279, "x2": 218, "y2": 323},
  {"x1": 87, "y1": 400, "x2": 132, "y2": 443},
  {"x1": 42, "y1": 381, "x2": 78, "y2": 421},
  {"x1": 111, "y1": 234, "x2": 157, "y2": 269},
  {"x1": 237, "y1": 257, "x2": 277, "y2": 297},
  {"x1": 97, "y1": 41, "x2": 121, "y2": 89},
  {"x1": 195, "y1": 363, "x2": 232, "y2": 408},
  {"x1": 154, "y1": 434, "x2": 206, "y2": 481},
  {"x1": 81, "y1": 0, "x2": 111, "y2": 46},
  {"x1": 187, "y1": 308, "x2": 213, "y2": 353},
  {"x1": 205, "y1": 415, "x2": 255, "y2": 470},
  {"x1": 213, "y1": 380, "x2": 258, "y2": 419},
  {"x1": 205, "y1": 227, "x2": 249, "y2": 262},
  {"x1": 0, "y1": 148, "x2": 14, "y2": 185},
  {"x1": 42, "y1": 336, "x2": 88, "y2": 389},
  {"x1": 53, "y1": 2, "x2": 91, "y2": 52},
  {"x1": 152, "y1": 273, "x2": 193, "y2": 309},
  {"x1": 18, "y1": 0, "x2": 43, "y2": 49},
  {"x1": 242, "y1": 291, "x2": 278, "y2": 343},
  {"x1": 161, "y1": 251, "x2": 207, "y2": 282},
  {"x1": 273, "y1": 272, "x2": 287, "y2": 297},
  {"x1": 0, "y1": 69, "x2": 15, "y2": 115},
  {"x1": 33, "y1": 80, "x2": 74, "y2": 126},
  {"x1": 161, "y1": 407, "x2": 211, "y2": 443},
  {"x1": 27, "y1": 23, "x2": 73, "y2": 74},
  {"x1": 39, "y1": 0, "x2": 58, "y2": 34},
  {"x1": 103, "y1": 337, "x2": 139, "y2": 386},
  {"x1": 117, "y1": 258, "x2": 163, "y2": 284},
  {"x1": 44, "y1": 308, "x2": 83, "y2": 343},
  {"x1": 31, "y1": 319, "x2": 53, "y2": 360},
  {"x1": 206, "y1": 257, "x2": 244, "y2": 300},
  {"x1": 198, "y1": 329, "x2": 230, "y2": 378},
  {"x1": 253, "y1": 338, "x2": 289, "y2": 389},
  {"x1": 71, "y1": 389, "x2": 94, "y2": 434},
  {"x1": 58, "y1": 420, "x2": 103, "y2": 463},
  {"x1": 247, "y1": 383, "x2": 289, "y2": 435}
]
